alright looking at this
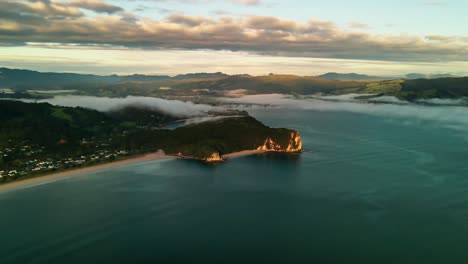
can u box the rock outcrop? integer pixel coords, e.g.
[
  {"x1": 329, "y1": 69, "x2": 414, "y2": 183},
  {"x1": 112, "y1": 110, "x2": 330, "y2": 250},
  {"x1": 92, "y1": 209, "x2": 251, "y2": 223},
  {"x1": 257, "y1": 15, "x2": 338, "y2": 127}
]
[
  {"x1": 286, "y1": 131, "x2": 303, "y2": 152},
  {"x1": 256, "y1": 131, "x2": 302, "y2": 153},
  {"x1": 203, "y1": 152, "x2": 224, "y2": 162}
]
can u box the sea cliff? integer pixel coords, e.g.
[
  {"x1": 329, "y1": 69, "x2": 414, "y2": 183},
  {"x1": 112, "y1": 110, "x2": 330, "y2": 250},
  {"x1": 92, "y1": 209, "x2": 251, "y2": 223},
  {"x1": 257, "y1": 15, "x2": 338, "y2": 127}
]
[{"x1": 164, "y1": 117, "x2": 303, "y2": 162}]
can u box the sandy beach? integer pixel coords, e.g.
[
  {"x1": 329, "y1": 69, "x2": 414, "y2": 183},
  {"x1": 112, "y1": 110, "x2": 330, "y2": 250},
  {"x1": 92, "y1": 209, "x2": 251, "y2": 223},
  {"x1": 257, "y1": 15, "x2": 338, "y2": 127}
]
[
  {"x1": 0, "y1": 152, "x2": 173, "y2": 192},
  {"x1": 0, "y1": 150, "x2": 268, "y2": 192},
  {"x1": 222, "y1": 150, "x2": 265, "y2": 159}
]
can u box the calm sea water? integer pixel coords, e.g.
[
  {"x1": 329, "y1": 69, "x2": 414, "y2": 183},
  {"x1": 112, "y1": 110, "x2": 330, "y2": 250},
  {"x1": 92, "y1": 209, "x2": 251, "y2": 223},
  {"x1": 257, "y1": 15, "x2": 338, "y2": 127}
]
[{"x1": 1, "y1": 107, "x2": 468, "y2": 263}]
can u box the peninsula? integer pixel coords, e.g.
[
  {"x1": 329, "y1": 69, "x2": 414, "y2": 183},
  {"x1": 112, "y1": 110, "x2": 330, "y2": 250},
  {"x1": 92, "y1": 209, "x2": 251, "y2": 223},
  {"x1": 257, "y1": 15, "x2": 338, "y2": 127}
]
[{"x1": 0, "y1": 100, "x2": 302, "y2": 185}]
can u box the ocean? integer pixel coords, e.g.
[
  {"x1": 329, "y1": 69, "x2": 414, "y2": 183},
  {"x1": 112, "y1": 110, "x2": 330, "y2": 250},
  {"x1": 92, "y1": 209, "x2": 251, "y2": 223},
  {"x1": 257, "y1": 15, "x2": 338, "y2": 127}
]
[{"x1": 1, "y1": 103, "x2": 468, "y2": 263}]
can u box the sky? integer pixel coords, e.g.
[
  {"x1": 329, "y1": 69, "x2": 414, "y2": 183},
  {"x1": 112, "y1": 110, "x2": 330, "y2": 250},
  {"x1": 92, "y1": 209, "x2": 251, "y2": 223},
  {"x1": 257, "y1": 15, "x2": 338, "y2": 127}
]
[{"x1": 0, "y1": 0, "x2": 467, "y2": 76}]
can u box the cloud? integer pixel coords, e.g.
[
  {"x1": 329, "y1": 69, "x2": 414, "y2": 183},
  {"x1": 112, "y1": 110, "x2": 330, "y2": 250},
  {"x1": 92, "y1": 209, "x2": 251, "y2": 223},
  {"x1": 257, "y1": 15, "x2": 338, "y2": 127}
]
[
  {"x1": 30, "y1": 95, "x2": 217, "y2": 117},
  {"x1": 425, "y1": 35, "x2": 457, "y2": 42},
  {"x1": 0, "y1": 1, "x2": 467, "y2": 62},
  {"x1": 12, "y1": 0, "x2": 84, "y2": 17},
  {"x1": 223, "y1": 94, "x2": 468, "y2": 132},
  {"x1": 137, "y1": 0, "x2": 263, "y2": 6},
  {"x1": 226, "y1": 0, "x2": 262, "y2": 6},
  {"x1": 0, "y1": 0, "x2": 122, "y2": 19},
  {"x1": 425, "y1": 35, "x2": 468, "y2": 43},
  {"x1": 68, "y1": 0, "x2": 123, "y2": 14},
  {"x1": 348, "y1": 21, "x2": 370, "y2": 29},
  {"x1": 211, "y1": 9, "x2": 233, "y2": 16},
  {"x1": 166, "y1": 14, "x2": 215, "y2": 26},
  {"x1": 25, "y1": 94, "x2": 468, "y2": 133},
  {"x1": 246, "y1": 16, "x2": 297, "y2": 31}
]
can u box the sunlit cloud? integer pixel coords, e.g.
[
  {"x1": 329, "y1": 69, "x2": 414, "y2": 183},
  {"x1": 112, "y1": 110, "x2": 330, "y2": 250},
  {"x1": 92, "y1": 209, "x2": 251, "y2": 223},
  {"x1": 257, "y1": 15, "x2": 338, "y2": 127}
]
[
  {"x1": 0, "y1": 0, "x2": 466, "y2": 75},
  {"x1": 2, "y1": 46, "x2": 468, "y2": 76},
  {"x1": 0, "y1": 0, "x2": 467, "y2": 63},
  {"x1": 134, "y1": 0, "x2": 264, "y2": 6}
]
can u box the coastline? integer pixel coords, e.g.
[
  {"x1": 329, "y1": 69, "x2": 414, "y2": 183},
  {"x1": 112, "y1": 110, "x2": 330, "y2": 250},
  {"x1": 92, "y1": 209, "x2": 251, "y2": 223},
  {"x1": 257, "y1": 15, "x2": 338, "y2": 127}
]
[
  {"x1": 0, "y1": 149, "x2": 286, "y2": 192},
  {"x1": 169, "y1": 150, "x2": 266, "y2": 162},
  {"x1": 0, "y1": 152, "x2": 173, "y2": 193},
  {"x1": 222, "y1": 150, "x2": 265, "y2": 159}
]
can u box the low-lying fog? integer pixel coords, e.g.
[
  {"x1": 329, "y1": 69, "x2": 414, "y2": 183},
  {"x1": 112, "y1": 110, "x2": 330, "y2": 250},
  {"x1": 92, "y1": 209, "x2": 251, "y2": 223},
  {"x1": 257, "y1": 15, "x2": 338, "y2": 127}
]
[
  {"x1": 27, "y1": 95, "x2": 217, "y2": 117},
  {"x1": 222, "y1": 94, "x2": 468, "y2": 132},
  {"x1": 21, "y1": 94, "x2": 468, "y2": 133}
]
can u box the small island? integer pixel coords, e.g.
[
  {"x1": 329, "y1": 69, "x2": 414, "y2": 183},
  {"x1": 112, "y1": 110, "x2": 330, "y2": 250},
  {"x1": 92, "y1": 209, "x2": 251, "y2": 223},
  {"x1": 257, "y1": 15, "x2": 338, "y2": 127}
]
[{"x1": 0, "y1": 100, "x2": 302, "y2": 186}]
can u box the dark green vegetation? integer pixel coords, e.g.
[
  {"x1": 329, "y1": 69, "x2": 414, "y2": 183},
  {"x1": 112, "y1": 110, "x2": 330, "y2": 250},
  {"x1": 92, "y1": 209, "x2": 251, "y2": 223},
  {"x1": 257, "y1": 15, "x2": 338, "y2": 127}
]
[
  {"x1": 398, "y1": 77, "x2": 468, "y2": 100},
  {"x1": 1, "y1": 67, "x2": 467, "y2": 101},
  {"x1": 130, "y1": 116, "x2": 294, "y2": 159},
  {"x1": 0, "y1": 100, "x2": 298, "y2": 183},
  {"x1": 173, "y1": 74, "x2": 364, "y2": 95},
  {"x1": 0, "y1": 91, "x2": 51, "y2": 100},
  {"x1": 337, "y1": 77, "x2": 468, "y2": 101},
  {"x1": 330, "y1": 80, "x2": 404, "y2": 96}
]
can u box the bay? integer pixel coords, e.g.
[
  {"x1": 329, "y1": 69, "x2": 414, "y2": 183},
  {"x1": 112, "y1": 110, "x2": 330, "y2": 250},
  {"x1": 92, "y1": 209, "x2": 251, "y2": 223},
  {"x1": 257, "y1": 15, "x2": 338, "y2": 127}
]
[{"x1": 1, "y1": 107, "x2": 468, "y2": 263}]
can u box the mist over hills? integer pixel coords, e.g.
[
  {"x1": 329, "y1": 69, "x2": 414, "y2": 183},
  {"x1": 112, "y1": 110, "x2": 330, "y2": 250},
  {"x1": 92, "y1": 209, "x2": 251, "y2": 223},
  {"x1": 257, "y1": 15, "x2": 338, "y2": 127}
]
[
  {"x1": 405, "y1": 73, "x2": 457, "y2": 79},
  {"x1": 317, "y1": 72, "x2": 387, "y2": 80},
  {"x1": 0, "y1": 67, "x2": 467, "y2": 101},
  {"x1": 317, "y1": 72, "x2": 459, "y2": 81}
]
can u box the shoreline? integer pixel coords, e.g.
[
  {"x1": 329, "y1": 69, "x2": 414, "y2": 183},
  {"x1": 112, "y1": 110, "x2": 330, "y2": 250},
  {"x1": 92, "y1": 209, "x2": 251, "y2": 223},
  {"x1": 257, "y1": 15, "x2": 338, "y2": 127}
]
[
  {"x1": 222, "y1": 150, "x2": 265, "y2": 159},
  {"x1": 169, "y1": 150, "x2": 266, "y2": 162},
  {"x1": 0, "y1": 149, "x2": 287, "y2": 192},
  {"x1": 0, "y1": 152, "x2": 173, "y2": 193}
]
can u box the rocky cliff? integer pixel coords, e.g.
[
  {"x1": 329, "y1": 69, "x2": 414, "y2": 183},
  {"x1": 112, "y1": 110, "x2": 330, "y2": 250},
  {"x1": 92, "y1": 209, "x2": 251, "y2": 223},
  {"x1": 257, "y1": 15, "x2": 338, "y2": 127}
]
[
  {"x1": 200, "y1": 131, "x2": 303, "y2": 162},
  {"x1": 162, "y1": 116, "x2": 303, "y2": 163},
  {"x1": 256, "y1": 131, "x2": 303, "y2": 153}
]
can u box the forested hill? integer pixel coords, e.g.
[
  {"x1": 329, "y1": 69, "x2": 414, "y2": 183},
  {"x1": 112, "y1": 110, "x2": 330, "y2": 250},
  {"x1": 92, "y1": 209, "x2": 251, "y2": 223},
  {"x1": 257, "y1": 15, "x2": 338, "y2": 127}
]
[
  {"x1": 0, "y1": 100, "x2": 179, "y2": 148},
  {"x1": 0, "y1": 100, "x2": 301, "y2": 183},
  {"x1": 398, "y1": 77, "x2": 468, "y2": 100}
]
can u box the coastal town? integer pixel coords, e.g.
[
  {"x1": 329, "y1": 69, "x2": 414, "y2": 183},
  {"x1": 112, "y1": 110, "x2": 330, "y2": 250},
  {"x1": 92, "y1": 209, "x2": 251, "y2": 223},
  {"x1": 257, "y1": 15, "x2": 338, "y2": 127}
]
[{"x1": 0, "y1": 140, "x2": 133, "y2": 183}]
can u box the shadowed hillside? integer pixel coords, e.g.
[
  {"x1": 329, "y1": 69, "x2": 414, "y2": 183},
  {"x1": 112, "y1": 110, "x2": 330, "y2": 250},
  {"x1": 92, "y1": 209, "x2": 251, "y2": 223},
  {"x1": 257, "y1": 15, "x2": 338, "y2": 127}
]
[{"x1": 1, "y1": 68, "x2": 467, "y2": 101}]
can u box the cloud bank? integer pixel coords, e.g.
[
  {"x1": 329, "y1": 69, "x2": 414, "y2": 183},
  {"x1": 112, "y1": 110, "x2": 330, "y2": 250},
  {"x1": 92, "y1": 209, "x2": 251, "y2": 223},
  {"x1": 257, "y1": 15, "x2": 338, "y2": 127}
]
[
  {"x1": 136, "y1": 0, "x2": 263, "y2": 6},
  {"x1": 223, "y1": 94, "x2": 468, "y2": 132},
  {"x1": 29, "y1": 95, "x2": 216, "y2": 117},
  {"x1": 0, "y1": 0, "x2": 467, "y2": 62}
]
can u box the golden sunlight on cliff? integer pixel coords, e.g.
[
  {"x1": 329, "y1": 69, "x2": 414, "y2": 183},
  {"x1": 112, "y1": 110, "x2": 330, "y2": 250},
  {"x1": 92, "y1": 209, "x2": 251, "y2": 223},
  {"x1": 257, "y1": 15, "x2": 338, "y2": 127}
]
[
  {"x1": 256, "y1": 137, "x2": 283, "y2": 151},
  {"x1": 286, "y1": 131, "x2": 303, "y2": 152},
  {"x1": 204, "y1": 152, "x2": 224, "y2": 162},
  {"x1": 256, "y1": 131, "x2": 302, "y2": 153}
]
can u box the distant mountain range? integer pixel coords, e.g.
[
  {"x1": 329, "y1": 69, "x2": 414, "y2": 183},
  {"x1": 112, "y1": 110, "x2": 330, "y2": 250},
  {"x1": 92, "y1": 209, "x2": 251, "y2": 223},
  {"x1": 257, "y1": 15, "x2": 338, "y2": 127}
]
[
  {"x1": 317, "y1": 72, "x2": 386, "y2": 80},
  {"x1": 0, "y1": 67, "x2": 466, "y2": 101},
  {"x1": 317, "y1": 72, "x2": 459, "y2": 80},
  {"x1": 173, "y1": 72, "x2": 228, "y2": 80},
  {"x1": 0, "y1": 67, "x2": 460, "y2": 88},
  {"x1": 0, "y1": 67, "x2": 227, "y2": 89}
]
